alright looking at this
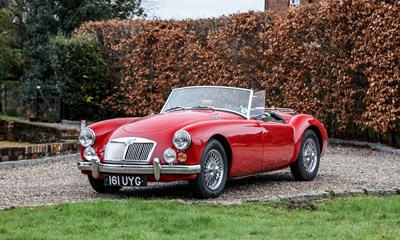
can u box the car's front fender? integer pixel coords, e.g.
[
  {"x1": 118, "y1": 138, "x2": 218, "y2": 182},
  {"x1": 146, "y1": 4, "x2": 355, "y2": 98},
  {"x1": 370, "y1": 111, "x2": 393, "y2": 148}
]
[{"x1": 80, "y1": 118, "x2": 140, "y2": 160}]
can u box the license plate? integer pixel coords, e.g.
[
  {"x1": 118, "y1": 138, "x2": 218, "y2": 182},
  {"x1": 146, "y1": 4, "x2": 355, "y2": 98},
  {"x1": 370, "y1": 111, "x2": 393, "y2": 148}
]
[{"x1": 104, "y1": 175, "x2": 147, "y2": 187}]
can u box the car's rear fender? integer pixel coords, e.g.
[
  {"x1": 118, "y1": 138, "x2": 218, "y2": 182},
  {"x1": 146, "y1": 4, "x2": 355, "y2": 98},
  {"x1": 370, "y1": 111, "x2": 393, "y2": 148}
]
[{"x1": 288, "y1": 114, "x2": 328, "y2": 162}]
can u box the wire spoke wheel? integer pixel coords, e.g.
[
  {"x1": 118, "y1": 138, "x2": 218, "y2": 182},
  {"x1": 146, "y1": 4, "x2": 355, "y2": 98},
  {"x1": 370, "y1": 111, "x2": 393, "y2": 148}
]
[
  {"x1": 290, "y1": 130, "x2": 320, "y2": 181},
  {"x1": 203, "y1": 149, "x2": 224, "y2": 190},
  {"x1": 302, "y1": 138, "x2": 318, "y2": 173},
  {"x1": 192, "y1": 139, "x2": 227, "y2": 198}
]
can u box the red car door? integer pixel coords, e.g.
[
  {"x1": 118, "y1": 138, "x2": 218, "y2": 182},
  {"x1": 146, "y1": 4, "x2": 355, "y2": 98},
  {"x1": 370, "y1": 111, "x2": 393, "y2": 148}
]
[{"x1": 260, "y1": 121, "x2": 295, "y2": 170}]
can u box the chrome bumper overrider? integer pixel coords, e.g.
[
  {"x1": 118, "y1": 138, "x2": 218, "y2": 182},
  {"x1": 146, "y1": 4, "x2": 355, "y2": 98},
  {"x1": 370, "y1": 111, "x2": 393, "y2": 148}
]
[{"x1": 77, "y1": 157, "x2": 201, "y2": 181}]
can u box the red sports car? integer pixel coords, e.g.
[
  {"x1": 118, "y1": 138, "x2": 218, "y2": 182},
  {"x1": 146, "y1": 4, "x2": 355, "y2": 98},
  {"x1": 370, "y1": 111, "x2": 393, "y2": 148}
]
[{"x1": 78, "y1": 86, "x2": 328, "y2": 198}]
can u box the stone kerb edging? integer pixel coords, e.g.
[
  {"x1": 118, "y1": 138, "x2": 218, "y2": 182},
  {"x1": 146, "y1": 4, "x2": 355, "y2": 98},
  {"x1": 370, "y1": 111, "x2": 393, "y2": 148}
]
[
  {"x1": 0, "y1": 153, "x2": 80, "y2": 169},
  {"x1": 255, "y1": 188, "x2": 400, "y2": 203},
  {"x1": 329, "y1": 138, "x2": 400, "y2": 154},
  {"x1": 188, "y1": 188, "x2": 400, "y2": 206}
]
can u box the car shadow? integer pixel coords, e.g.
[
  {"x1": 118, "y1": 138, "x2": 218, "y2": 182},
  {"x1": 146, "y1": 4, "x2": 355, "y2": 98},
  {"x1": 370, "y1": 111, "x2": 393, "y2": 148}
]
[
  {"x1": 227, "y1": 171, "x2": 295, "y2": 188},
  {"x1": 105, "y1": 170, "x2": 296, "y2": 201},
  {"x1": 117, "y1": 181, "x2": 193, "y2": 199}
]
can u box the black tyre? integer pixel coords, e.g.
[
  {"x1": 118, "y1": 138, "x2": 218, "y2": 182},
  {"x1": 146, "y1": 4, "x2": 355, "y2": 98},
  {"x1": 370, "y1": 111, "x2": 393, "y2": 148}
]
[
  {"x1": 290, "y1": 130, "x2": 320, "y2": 181},
  {"x1": 88, "y1": 176, "x2": 122, "y2": 193},
  {"x1": 192, "y1": 139, "x2": 228, "y2": 198}
]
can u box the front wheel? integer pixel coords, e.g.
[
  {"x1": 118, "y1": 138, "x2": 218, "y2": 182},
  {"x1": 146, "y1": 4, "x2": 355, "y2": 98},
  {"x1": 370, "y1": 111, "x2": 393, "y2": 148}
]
[
  {"x1": 88, "y1": 176, "x2": 122, "y2": 193},
  {"x1": 191, "y1": 139, "x2": 228, "y2": 198},
  {"x1": 290, "y1": 130, "x2": 320, "y2": 181}
]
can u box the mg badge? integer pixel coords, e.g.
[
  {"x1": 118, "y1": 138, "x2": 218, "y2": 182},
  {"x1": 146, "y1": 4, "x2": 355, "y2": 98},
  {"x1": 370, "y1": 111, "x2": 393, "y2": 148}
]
[{"x1": 126, "y1": 138, "x2": 136, "y2": 145}]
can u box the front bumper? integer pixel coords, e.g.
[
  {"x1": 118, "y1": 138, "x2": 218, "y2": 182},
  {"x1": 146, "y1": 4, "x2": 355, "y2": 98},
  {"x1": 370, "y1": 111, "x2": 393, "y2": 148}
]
[{"x1": 77, "y1": 157, "x2": 201, "y2": 181}]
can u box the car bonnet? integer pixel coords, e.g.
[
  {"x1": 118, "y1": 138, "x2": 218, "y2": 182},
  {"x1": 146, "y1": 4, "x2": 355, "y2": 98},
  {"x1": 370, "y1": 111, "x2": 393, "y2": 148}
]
[{"x1": 122, "y1": 111, "x2": 219, "y2": 134}]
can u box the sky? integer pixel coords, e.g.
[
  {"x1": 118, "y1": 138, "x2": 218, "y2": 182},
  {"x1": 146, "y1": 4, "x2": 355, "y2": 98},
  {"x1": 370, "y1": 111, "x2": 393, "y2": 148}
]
[{"x1": 141, "y1": 0, "x2": 265, "y2": 20}]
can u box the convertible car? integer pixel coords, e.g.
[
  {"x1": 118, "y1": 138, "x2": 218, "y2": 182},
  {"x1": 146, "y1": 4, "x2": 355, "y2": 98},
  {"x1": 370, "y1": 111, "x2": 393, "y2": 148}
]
[{"x1": 78, "y1": 86, "x2": 328, "y2": 198}]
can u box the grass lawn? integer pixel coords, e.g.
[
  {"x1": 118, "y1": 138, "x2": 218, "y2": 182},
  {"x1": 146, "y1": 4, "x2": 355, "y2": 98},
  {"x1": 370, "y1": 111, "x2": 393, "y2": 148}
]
[{"x1": 0, "y1": 195, "x2": 399, "y2": 240}]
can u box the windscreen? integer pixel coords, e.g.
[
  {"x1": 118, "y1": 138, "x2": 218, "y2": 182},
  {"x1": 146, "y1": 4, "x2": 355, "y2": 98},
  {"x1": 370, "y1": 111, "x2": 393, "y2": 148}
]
[{"x1": 161, "y1": 87, "x2": 252, "y2": 118}]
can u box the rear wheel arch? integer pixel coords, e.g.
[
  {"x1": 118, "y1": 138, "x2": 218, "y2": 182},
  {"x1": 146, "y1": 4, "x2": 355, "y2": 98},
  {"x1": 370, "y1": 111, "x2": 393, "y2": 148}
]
[
  {"x1": 307, "y1": 126, "x2": 323, "y2": 154},
  {"x1": 210, "y1": 134, "x2": 232, "y2": 176}
]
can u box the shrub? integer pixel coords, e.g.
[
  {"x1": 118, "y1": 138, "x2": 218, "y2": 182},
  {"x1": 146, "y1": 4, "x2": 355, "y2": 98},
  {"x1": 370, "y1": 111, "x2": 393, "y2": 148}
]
[{"x1": 50, "y1": 35, "x2": 108, "y2": 120}]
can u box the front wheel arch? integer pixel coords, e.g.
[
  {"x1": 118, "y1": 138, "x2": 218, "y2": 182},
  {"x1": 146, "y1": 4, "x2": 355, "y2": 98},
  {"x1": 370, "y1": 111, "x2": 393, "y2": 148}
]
[
  {"x1": 307, "y1": 126, "x2": 323, "y2": 155},
  {"x1": 210, "y1": 134, "x2": 232, "y2": 176}
]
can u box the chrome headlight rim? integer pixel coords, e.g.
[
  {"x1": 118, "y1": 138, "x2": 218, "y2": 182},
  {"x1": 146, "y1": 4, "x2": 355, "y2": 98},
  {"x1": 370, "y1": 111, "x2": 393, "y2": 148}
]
[
  {"x1": 79, "y1": 128, "x2": 96, "y2": 147},
  {"x1": 173, "y1": 130, "x2": 191, "y2": 150}
]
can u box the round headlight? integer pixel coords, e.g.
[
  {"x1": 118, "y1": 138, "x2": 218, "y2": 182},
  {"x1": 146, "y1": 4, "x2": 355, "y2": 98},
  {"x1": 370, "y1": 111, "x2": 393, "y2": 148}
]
[
  {"x1": 163, "y1": 148, "x2": 176, "y2": 164},
  {"x1": 173, "y1": 130, "x2": 191, "y2": 150},
  {"x1": 83, "y1": 147, "x2": 97, "y2": 161},
  {"x1": 79, "y1": 128, "x2": 96, "y2": 147}
]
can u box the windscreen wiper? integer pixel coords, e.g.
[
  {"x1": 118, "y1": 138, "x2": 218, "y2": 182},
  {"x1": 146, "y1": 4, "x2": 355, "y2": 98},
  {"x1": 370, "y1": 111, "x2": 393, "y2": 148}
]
[
  {"x1": 164, "y1": 106, "x2": 186, "y2": 112},
  {"x1": 189, "y1": 106, "x2": 215, "y2": 111}
]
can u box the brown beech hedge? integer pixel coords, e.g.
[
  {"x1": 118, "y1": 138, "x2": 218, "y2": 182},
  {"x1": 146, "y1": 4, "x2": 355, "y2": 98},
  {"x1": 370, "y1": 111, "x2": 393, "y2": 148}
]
[{"x1": 75, "y1": 0, "x2": 399, "y2": 141}]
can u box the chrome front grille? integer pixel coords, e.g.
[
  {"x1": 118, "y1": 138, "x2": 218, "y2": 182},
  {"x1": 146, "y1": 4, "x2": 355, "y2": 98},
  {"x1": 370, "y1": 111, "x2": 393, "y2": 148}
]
[
  {"x1": 125, "y1": 143, "x2": 154, "y2": 161},
  {"x1": 104, "y1": 137, "x2": 156, "y2": 164}
]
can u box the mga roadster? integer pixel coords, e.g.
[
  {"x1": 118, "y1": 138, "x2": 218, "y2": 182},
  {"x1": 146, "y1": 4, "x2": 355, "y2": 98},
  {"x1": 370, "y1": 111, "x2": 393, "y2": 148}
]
[{"x1": 78, "y1": 86, "x2": 328, "y2": 198}]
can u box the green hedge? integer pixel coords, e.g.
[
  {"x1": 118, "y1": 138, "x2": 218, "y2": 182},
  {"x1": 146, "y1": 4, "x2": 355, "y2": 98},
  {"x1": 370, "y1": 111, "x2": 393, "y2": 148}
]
[{"x1": 50, "y1": 35, "x2": 108, "y2": 120}]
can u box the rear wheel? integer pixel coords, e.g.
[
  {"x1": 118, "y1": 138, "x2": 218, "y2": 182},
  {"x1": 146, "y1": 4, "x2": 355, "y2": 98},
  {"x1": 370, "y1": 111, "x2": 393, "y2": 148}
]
[
  {"x1": 192, "y1": 139, "x2": 228, "y2": 198},
  {"x1": 290, "y1": 130, "x2": 320, "y2": 181},
  {"x1": 88, "y1": 176, "x2": 122, "y2": 193}
]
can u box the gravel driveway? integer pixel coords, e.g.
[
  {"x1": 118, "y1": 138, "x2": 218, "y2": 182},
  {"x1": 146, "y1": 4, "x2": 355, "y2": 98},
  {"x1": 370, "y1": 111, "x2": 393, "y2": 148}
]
[{"x1": 1, "y1": 144, "x2": 399, "y2": 209}]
